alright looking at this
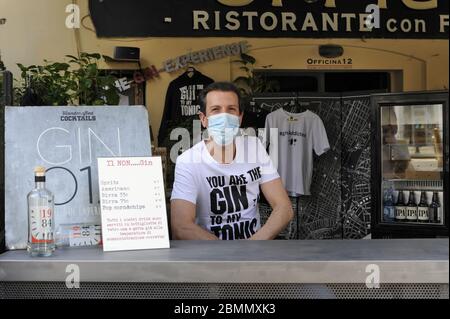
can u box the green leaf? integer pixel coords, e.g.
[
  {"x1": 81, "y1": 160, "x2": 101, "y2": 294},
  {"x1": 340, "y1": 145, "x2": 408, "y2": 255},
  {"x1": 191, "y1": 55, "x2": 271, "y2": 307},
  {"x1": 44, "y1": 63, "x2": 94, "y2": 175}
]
[
  {"x1": 105, "y1": 89, "x2": 120, "y2": 105},
  {"x1": 57, "y1": 63, "x2": 70, "y2": 71},
  {"x1": 90, "y1": 53, "x2": 101, "y2": 60},
  {"x1": 81, "y1": 52, "x2": 101, "y2": 60},
  {"x1": 234, "y1": 76, "x2": 251, "y2": 84},
  {"x1": 240, "y1": 53, "x2": 256, "y2": 65},
  {"x1": 93, "y1": 98, "x2": 105, "y2": 105},
  {"x1": 17, "y1": 63, "x2": 27, "y2": 73},
  {"x1": 87, "y1": 63, "x2": 98, "y2": 74}
]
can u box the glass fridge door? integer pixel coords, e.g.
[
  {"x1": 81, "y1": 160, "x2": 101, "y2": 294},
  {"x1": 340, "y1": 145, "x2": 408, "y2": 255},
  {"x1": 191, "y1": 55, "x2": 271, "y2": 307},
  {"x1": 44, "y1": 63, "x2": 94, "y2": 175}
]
[{"x1": 381, "y1": 103, "x2": 445, "y2": 226}]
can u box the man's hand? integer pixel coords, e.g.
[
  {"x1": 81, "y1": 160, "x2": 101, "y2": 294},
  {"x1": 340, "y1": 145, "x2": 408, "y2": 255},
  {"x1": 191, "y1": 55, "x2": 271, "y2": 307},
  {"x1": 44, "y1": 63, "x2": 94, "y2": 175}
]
[
  {"x1": 171, "y1": 199, "x2": 219, "y2": 240},
  {"x1": 249, "y1": 178, "x2": 294, "y2": 240}
]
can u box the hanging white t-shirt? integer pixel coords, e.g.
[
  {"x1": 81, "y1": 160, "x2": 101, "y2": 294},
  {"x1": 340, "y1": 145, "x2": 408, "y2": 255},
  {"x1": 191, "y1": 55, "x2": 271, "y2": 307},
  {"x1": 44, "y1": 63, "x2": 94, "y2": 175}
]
[
  {"x1": 171, "y1": 136, "x2": 279, "y2": 240},
  {"x1": 265, "y1": 109, "x2": 330, "y2": 196}
]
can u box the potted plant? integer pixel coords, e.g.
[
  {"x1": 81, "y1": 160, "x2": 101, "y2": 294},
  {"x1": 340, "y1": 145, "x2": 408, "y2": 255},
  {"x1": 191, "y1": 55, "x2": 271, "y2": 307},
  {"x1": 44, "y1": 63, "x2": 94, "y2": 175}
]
[
  {"x1": 15, "y1": 52, "x2": 119, "y2": 106},
  {"x1": 17, "y1": 61, "x2": 74, "y2": 106},
  {"x1": 67, "y1": 53, "x2": 119, "y2": 106},
  {"x1": 232, "y1": 53, "x2": 279, "y2": 110}
]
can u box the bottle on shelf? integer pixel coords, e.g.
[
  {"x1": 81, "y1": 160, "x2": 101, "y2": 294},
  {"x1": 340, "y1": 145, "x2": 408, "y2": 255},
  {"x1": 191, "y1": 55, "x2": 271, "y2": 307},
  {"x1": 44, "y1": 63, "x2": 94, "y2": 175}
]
[
  {"x1": 383, "y1": 187, "x2": 395, "y2": 222},
  {"x1": 429, "y1": 192, "x2": 441, "y2": 224},
  {"x1": 406, "y1": 191, "x2": 418, "y2": 222},
  {"x1": 438, "y1": 192, "x2": 444, "y2": 224},
  {"x1": 55, "y1": 224, "x2": 102, "y2": 248},
  {"x1": 395, "y1": 190, "x2": 407, "y2": 222},
  {"x1": 417, "y1": 191, "x2": 430, "y2": 223},
  {"x1": 27, "y1": 166, "x2": 55, "y2": 257}
]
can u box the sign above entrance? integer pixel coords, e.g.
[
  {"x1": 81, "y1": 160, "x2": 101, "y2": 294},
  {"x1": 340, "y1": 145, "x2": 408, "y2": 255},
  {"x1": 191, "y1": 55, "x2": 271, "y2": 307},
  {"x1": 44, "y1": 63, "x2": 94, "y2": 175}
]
[
  {"x1": 89, "y1": 0, "x2": 449, "y2": 39},
  {"x1": 163, "y1": 41, "x2": 250, "y2": 73}
]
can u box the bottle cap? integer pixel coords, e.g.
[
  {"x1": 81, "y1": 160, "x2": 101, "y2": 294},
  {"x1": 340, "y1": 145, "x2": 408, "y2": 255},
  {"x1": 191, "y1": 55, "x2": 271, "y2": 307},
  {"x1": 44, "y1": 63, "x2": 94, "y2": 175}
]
[
  {"x1": 34, "y1": 166, "x2": 45, "y2": 178},
  {"x1": 34, "y1": 166, "x2": 46, "y2": 176}
]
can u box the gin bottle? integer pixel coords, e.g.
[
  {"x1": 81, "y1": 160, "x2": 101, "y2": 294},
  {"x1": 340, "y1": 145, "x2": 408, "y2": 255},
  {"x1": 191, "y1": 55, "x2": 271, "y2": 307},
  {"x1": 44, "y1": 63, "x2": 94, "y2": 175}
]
[{"x1": 27, "y1": 166, "x2": 55, "y2": 257}]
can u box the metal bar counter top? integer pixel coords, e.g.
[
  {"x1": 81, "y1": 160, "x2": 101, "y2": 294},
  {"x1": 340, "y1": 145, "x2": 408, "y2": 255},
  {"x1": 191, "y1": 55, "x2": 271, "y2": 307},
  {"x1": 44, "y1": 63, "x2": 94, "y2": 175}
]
[{"x1": 0, "y1": 239, "x2": 448, "y2": 284}]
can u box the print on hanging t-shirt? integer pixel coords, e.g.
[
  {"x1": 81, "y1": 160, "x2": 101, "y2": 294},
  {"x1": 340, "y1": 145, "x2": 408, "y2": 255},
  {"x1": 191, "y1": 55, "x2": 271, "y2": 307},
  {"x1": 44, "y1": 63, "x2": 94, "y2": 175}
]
[
  {"x1": 180, "y1": 84, "x2": 205, "y2": 116},
  {"x1": 280, "y1": 130, "x2": 307, "y2": 147},
  {"x1": 158, "y1": 71, "x2": 214, "y2": 145}
]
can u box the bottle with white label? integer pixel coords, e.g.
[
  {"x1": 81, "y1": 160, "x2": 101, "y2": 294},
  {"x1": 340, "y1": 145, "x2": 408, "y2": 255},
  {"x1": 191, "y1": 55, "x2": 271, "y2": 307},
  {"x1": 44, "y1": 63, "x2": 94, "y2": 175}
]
[
  {"x1": 27, "y1": 166, "x2": 55, "y2": 257},
  {"x1": 56, "y1": 224, "x2": 102, "y2": 248},
  {"x1": 406, "y1": 191, "x2": 418, "y2": 222},
  {"x1": 395, "y1": 190, "x2": 407, "y2": 222},
  {"x1": 417, "y1": 191, "x2": 430, "y2": 223}
]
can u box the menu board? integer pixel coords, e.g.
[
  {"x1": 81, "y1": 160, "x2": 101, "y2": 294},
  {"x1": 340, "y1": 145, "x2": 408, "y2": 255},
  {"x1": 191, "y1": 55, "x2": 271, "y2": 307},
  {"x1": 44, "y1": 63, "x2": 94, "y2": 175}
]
[{"x1": 97, "y1": 157, "x2": 170, "y2": 252}]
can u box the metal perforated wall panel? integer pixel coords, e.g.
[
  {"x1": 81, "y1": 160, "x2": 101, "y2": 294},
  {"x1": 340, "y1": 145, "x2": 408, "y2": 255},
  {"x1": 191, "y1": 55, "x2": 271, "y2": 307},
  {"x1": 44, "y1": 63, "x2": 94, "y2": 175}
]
[{"x1": 1, "y1": 282, "x2": 448, "y2": 299}]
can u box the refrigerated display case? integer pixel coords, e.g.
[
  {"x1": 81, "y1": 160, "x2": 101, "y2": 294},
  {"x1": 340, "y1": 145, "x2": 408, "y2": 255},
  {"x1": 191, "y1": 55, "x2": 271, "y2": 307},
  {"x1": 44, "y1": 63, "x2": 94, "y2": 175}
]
[{"x1": 371, "y1": 92, "x2": 449, "y2": 238}]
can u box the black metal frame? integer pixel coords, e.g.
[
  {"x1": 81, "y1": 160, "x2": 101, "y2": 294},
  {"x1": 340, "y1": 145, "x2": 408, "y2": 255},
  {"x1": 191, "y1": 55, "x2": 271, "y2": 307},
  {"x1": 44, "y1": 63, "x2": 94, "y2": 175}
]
[
  {"x1": 0, "y1": 71, "x2": 11, "y2": 253},
  {"x1": 371, "y1": 91, "x2": 449, "y2": 239},
  {"x1": 1, "y1": 71, "x2": 13, "y2": 106}
]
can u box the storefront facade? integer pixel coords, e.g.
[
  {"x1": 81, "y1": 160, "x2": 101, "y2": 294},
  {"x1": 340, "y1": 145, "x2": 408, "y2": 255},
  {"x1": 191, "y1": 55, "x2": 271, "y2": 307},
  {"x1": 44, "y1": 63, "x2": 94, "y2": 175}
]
[
  {"x1": 0, "y1": 0, "x2": 448, "y2": 139},
  {"x1": 0, "y1": 0, "x2": 449, "y2": 300}
]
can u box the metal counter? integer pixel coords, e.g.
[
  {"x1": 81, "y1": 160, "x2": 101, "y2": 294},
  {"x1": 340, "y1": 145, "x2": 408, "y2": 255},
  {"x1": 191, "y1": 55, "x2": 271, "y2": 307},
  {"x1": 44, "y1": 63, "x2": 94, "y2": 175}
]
[{"x1": 0, "y1": 239, "x2": 448, "y2": 299}]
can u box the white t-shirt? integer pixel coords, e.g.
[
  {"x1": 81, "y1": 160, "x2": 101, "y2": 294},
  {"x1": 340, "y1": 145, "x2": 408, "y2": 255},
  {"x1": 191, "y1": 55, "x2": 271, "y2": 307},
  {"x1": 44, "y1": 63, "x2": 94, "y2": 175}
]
[
  {"x1": 171, "y1": 136, "x2": 279, "y2": 240},
  {"x1": 265, "y1": 109, "x2": 330, "y2": 196}
]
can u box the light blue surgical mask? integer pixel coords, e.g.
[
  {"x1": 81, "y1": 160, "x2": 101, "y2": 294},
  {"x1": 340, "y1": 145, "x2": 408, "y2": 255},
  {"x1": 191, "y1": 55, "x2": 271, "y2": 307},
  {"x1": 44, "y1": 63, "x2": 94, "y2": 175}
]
[{"x1": 207, "y1": 113, "x2": 240, "y2": 146}]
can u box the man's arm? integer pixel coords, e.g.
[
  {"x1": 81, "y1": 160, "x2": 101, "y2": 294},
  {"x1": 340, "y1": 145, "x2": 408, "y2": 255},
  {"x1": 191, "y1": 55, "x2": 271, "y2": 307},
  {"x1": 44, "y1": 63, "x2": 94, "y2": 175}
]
[
  {"x1": 171, "y1": 199, "x2": 219, "y2": 240},
  {"x1": 249, "y1": 178, "x2": 294, "y2": 240}
]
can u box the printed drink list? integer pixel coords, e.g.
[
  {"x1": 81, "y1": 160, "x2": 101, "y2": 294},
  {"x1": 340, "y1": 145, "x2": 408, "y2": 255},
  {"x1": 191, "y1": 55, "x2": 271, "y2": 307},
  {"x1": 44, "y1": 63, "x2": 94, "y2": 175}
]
[{"x1": 97, "y1": 157, "x2": 170, "y2": 252}]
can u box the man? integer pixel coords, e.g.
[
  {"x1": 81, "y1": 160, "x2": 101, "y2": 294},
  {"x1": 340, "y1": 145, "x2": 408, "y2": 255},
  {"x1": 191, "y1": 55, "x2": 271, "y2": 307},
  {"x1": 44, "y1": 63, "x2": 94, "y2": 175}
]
[{"x1": 170, "y1": 82, "x2": 293, "y2": 240}]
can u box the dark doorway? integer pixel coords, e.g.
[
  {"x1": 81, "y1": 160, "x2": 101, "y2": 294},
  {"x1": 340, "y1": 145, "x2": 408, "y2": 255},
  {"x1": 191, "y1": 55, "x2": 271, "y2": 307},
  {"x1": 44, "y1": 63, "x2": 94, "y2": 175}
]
[
  {"x1": 256, "y1": 71, "x2": 391, "y2": 94},
  {"x1": 325, "y1": 72, "x2": 390, "y2": 93}
]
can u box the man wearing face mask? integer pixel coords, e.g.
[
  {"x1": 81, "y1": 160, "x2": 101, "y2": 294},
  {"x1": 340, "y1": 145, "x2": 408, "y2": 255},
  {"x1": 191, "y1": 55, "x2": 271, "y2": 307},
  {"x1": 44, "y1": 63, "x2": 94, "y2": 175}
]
[{"x1": 170, "y1": 82, "x2": 293, "y2": 240}]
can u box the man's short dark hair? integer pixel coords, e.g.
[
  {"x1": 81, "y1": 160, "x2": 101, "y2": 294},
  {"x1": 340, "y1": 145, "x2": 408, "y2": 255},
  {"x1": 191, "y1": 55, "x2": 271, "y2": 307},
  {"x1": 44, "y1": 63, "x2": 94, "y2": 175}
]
[{"x1": 199, "y1": 82, "x2": 243, "y2": 114}]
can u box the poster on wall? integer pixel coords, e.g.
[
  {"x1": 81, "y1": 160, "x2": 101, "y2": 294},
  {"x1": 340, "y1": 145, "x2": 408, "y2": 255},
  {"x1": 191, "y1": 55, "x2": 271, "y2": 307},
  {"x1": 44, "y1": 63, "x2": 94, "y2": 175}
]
[
  {"x1": 4, "y1": 106, "x2": 152, "y2": 250},
  {"x1": 89, "y1": 0, "x2": 449, "y2": 39}
]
